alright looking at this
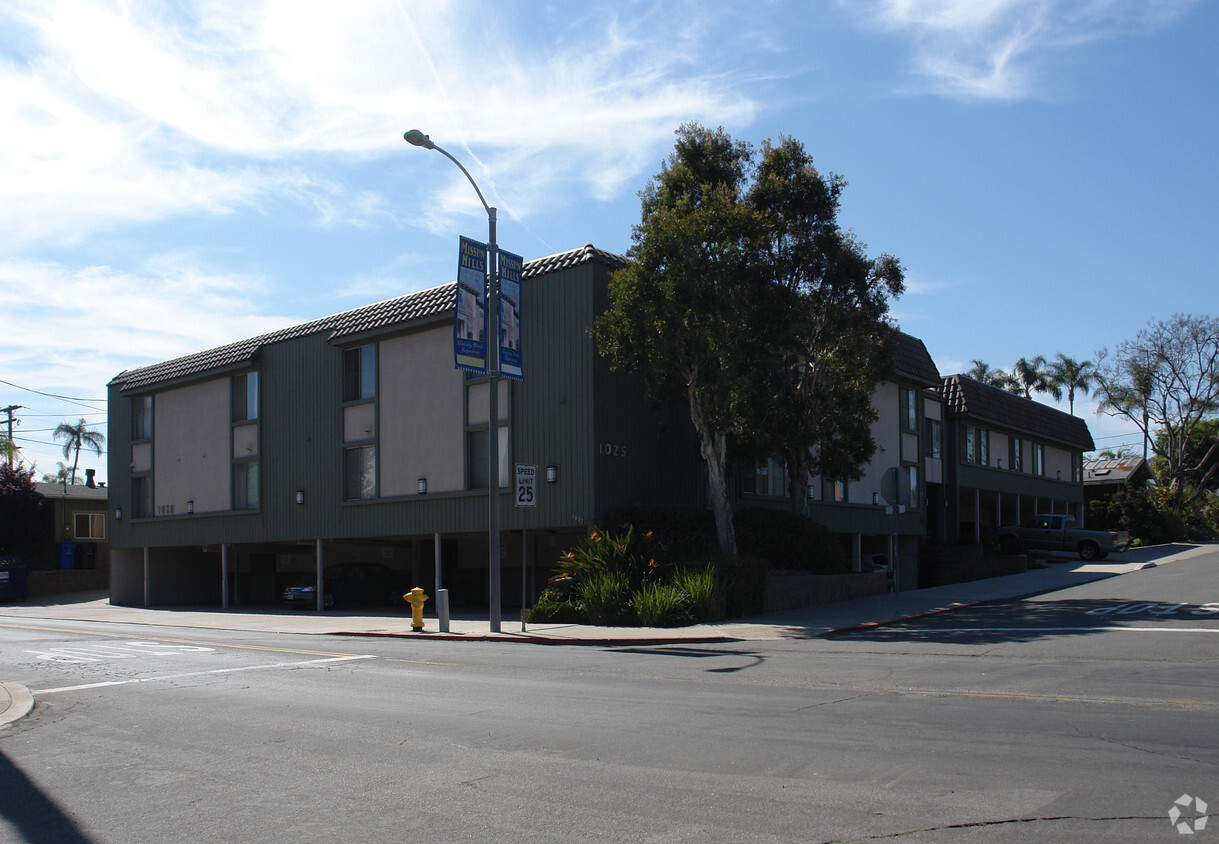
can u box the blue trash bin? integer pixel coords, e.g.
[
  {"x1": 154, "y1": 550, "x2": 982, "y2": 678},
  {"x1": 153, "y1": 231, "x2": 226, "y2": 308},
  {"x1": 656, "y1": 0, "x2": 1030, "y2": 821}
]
[
  {"x1": 56, "y1": 541, "x2": 78, "y2": 570},
  {"x1": 0, "y1": 557, "x2": 28, "y2": 601}
]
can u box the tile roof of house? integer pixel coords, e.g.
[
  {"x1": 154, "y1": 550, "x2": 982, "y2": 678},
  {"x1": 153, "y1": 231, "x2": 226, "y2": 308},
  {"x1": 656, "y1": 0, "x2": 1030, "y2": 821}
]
[
  {"x1": 110, "y1": 244, "x2": 627, "y2": 393},
  {"x1": 895, "y1": 332, "x2": 941, "y2": 386},
  {"x1": 939, "y1": 374, "x2": 1095, "y2": 451}
]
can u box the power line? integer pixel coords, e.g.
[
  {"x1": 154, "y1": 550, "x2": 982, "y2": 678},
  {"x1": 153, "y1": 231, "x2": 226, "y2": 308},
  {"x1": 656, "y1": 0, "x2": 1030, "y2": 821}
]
[{"x1": 0, "y1": 378, "x2": 107, "y2": 412}]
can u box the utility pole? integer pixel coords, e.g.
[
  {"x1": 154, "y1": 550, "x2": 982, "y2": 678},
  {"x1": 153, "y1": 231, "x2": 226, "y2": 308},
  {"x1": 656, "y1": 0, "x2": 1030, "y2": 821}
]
[{"x1": 1, "y1": 405, "x2": 21, "y2": 467}]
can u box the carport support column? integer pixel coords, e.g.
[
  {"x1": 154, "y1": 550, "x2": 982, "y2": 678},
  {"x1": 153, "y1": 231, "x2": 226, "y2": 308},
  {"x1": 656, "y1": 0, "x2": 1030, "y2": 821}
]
[
  {"x1": 852, "y1": 534, "x2": 862, "y2": 573},
  {"x1": 973, "y1": 489, "x2": 981, "y2": 544},
  {"x1": 143, "y1": 546, "x2": 151, "y2": 607},
  {"x1": 316, "y1": 539, "x2": 325, "y2": 613},
  {"x1": 221, "y1": 544, "x2": 230, "y2": 610}
]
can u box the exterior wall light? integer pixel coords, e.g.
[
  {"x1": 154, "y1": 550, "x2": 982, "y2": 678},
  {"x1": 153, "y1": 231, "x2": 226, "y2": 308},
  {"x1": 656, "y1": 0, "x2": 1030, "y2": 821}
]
[
  {"x1": 806, "y1": 483, "x2": 816, "y2": 499},
  {"x1": 546, "y1": 466, "x2": 558, "y2": 483},
  {"x1": 873, "y1": 492, "x2": 880, "y2": 506},
  {"x1": 115, "y1": 507, "x2": 122, "y2": 520},
  {"x1": 418, "y1": 477, "x2": 428, "y2": 495},
  {"x1": 186, "y1": 500, "x2": 194, "y2": 514},
  {"x1": 296, "y1": 490, "x2": 305, "y2": 505}
]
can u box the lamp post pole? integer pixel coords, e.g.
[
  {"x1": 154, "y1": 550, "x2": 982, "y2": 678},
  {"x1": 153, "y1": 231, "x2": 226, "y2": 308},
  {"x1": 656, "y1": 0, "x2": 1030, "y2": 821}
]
[{"x1": 404, "y1": 129, "x2": 502, "y2": 632}]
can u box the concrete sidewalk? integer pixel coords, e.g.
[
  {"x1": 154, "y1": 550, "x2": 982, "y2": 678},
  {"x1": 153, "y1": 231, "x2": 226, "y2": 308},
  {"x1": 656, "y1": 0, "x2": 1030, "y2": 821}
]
[{"x1": 0, "y1": 543, "x2": 1206, "y2": 647}]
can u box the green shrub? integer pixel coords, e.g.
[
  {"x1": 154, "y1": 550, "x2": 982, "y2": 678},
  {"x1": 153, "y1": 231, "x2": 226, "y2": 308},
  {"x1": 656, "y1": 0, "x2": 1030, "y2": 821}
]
[
  {"x1": 528, "y1": 598, "x2": 586, "y2": 624},
  {"x1": 671, "y1": 566, "x2": 726, "y2": 623},
  {"x1": 579, "y1": 571, "x2": 636, "y2": 626},
  {"x1": 710, "y1": 554, "x2": 768, "y2": 619},
  {"x1": 633, "y1": 582, "x2": 694, "y2": 627},
  {"x1": 555, "y1": 524, "x2": 666, "y2": 593},
  {"x1": 734, "y1": 508, "x2": 850, "y2": 574}
]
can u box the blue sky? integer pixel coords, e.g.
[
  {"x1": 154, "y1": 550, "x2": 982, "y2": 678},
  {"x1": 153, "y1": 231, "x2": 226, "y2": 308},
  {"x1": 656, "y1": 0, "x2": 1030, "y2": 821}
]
[{"x1": 2, "y1": 0, "x2": 1213, "y2": 481}]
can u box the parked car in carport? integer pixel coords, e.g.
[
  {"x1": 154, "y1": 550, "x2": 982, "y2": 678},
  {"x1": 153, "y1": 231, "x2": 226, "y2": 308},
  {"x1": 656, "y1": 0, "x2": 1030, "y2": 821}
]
[{"x1": 281, "y1": 563, "x2": 406, "y2": 610}]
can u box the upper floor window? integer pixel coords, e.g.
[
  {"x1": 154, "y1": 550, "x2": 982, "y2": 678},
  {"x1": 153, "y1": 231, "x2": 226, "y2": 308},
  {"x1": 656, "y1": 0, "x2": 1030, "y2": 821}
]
[
  {"x1": 1010, "y1": 438, "x2": 1023, "y2": 472},
  {"x1": 232, "y1": 372, "x2": 259, "y2": 422},
  {"x1": 963, "y1": 425, "x2": 991, "y2": 465},
  {"x1": 343, "y1": 345, "x2": 376, "y2": 402},
  {"x1": 978, "y1": 429, "x2": 990, "y2": 466},
  {"x1": 131, "y1": 475, "x2": 152, "y2": 519},
  {"x1": 1033, "y1": 443, "x2": 1046, "y2": 476},
  {"x1": 822, "y1": 478, "x2": 848, "y2": 503},
  {"x1": 901, "y1": 388, "x2": 918, "y2": 432},
  {"x1": 132, "y1": 395, "x2": 153, "y2": 441},
  {"x1": 901, "y1": 464, "x2": 919, "y2": 509},
  {"x1": 924, "y1": 419, "x2": 942, "y2": 459}
]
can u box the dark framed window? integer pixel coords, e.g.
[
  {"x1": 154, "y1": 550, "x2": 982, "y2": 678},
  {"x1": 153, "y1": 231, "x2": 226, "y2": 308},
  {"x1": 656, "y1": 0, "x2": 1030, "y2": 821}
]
[
  {"x1": 343, "y1": 446, "x2": 376, "y2": 500},
  {"x1": 743, "y1": 459, "x2": 786, "y2": 497},
  {"x1": 1033, "y1": 443, "x2": 1046, "y2": 476},
  {"x1": 232, "y1": 372, "x2": 259, "y2": 422},
  {"x1": 232, "y1": 460, "x2": 260, "y2": 510},
  {"x1": 132, "y1": 395, "x2": 153, "y2": 441},
  {"x1": 901, "y1": 464, "x2": 919, "y2": 509},
  {"x1": 822, "y1": 478, "x2": 848, "y2": 503},
  {"x1": 901, "y1": 388, "x2": 918, "y2": 432},
  {"x1": 924, "y1": 419, "x2": 942, "y2": 459},
  {"x1": 343, "y1": 345, "x2": 376, "y2": 402},
  {"x1": 1010, "y1": 438, "x2": 1023, "y2": 472},
  {"x1": 74, "y1": 513, "x2": 105, "y2": 539},
  {"x1": 131, "y1": 475, "x2": 152, "y2": 518}
]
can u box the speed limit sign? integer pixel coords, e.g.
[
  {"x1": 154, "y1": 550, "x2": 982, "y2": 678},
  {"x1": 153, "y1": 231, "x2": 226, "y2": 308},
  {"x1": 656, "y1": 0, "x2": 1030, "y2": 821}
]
[{"x1": 515, "y1": 464, "x2": 537, "y2": 507}]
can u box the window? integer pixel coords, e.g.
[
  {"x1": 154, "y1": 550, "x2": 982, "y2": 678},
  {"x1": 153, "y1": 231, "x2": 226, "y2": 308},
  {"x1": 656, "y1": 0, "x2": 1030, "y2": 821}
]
[
  {"x1": 1010, "y1": 438, "x2": 1023, "y2": 472},
  {"x1": 232, "y1": 372, "x2": 259, "y2": 422},
  {"x1": 232, "y1": 460, "x2": 260, "y2": 510},
  {"x1": 132, "y1": 395, "x2": 153, "y2": 441},
  {"x1": 75, "y1": 513, "x2": 105, "y2": 539},
  {"x1": 744, "y1": 458, "x2": 787, "y2": 497},
  {"x1": 343, "y1": 446, "x2": 376, "y2": 500},
  {"x1": 343, "y1": 345, "x2": 376, "y2": 401},
  {"x1": 964, "y1": 425, "x2": 990, "y2": 465},
  {"x1": 901, "y1": 464, "x2": 919, "y2": 509},
  {"x1": 467, "y1": 426, "x2": 509, "y2": 490},
  {"x1": 964, "y1": 425, "x2": 975, "y2": 463},
  {"x1": 924, "y1": 419, "x2": 942, "y2": 459},
  {"x1": 131, "y1": 476, "x2": 152, "y2": 518},
  {"x1": 1033, "y1": 443, "x2": 1046, "y2": 476},
  {"x1": 823, "y1": 478, "x2": 848, "y2": 503},
  {"x1": 978, "y1": 429, "x2": 990, "y2": 466},
  {"x1": 901, "y1": 388, "x2": 918, "y2": 432}
]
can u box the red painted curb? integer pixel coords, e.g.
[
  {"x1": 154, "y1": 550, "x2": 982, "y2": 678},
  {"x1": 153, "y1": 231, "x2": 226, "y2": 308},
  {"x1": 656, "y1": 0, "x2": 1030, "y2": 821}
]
[
  {"x1": 825, "y1": 601, "x2": 984, "y2": 635},
  {"x1": 332, "y1": 630, "x2": 739, "y2": 646}
]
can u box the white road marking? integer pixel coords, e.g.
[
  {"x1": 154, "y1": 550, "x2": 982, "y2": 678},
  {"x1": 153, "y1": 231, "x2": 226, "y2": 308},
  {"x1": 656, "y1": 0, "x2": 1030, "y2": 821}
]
[
  {"x1": 860, "y1": 626, "x2": 1219, "y2": 635},
  {"x1": 25, "y1": 641, "x2": 219, "y2": 663},
  {"x1": 34, "y1": 654, "x2": 377, "y2": 694}
]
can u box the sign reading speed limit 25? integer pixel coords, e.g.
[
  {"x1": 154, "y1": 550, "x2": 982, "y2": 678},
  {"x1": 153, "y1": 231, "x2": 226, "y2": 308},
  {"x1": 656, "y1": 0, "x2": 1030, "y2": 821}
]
[{"x1": 515, "y1": 464, "x2": 537, "y2": 507}]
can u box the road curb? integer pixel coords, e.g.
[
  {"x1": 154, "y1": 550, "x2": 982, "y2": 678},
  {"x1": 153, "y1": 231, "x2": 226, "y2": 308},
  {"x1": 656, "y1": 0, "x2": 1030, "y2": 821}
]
[
  {"x1": 825, "y1": 601, "x2": 986, "y2": 635},
  {"x1": 331, "y1": 630, "x2": 740, "y2": 646},
  {"x1": 0, "y1": 681, "x2": 34, "y2": 726}
]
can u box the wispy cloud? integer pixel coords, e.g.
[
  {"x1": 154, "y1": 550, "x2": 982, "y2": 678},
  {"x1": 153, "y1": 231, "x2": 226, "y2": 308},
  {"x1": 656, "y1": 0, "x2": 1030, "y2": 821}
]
[
  {"x1": 0, "y1": 0, "x2": 757, "y2": 248},
  {"x1": 846, "y1": 0, "x2": 1199, "y2": 99}
]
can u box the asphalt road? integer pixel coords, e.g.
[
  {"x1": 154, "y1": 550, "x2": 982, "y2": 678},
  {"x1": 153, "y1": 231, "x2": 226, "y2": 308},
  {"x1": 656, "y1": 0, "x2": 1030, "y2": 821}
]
[{"x1": 1, "y1": 553, "x2": 1216, "y2": 843}]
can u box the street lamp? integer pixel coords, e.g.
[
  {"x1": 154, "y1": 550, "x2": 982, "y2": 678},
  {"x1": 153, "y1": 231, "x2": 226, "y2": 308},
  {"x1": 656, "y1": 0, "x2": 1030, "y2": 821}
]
[{"x1": 404, "y1": 129, "x2": 503, "y2": 632}]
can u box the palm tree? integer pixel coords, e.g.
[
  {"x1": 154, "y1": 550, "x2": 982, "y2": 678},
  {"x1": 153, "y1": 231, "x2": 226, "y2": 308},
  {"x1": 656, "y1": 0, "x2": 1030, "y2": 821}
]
[
  {"x1": 1047, "y1": 353, "x2": 1095, "y2": 415},
  {"x1": 41, "y1": 462, "x2": 71, "y2": 484},
  {"x1": 1010, "y1": 355, "x2": 1053, "y2": 399},
  {"x1": 53, "y1": 418, "x2": 106, "y2": 485},
  {"x1": 0, "y1": 436, "x2": 15, "y2": 467},
  {"x1": 966, "y1": 359, "x2": 1012, "y2": 389}
]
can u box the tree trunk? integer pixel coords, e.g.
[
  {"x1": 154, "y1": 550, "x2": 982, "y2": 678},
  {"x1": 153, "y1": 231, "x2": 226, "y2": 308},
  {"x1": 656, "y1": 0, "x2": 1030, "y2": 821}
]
[{"x1": 687, "y1": 384, "x2": 736, "y2": 555}]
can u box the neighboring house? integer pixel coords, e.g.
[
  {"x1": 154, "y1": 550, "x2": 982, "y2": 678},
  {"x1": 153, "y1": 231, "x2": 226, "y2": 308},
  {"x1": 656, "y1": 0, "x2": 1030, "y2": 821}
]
[
  {"x1": 736, "y1": 332, "x2": 943, "y2": 589},
  {"x1": 106, "y1": 245, "x2": 705, "y2": 607},
  {"x1": 34, "y1": 474, "x2": 110, "y2": 570},
  {"x1": 937, "y1": 374, "x2": 1095, "y2": 543},
  {"x1": 1083, "y1": 456, "x2": 1154, "y2": 511}
]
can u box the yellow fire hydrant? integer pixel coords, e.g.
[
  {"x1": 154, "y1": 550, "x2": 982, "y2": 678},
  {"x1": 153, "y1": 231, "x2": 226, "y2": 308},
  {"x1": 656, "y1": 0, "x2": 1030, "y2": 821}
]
[{"x1": 404, "y1": 587, "x2": 429, "y2": 632}]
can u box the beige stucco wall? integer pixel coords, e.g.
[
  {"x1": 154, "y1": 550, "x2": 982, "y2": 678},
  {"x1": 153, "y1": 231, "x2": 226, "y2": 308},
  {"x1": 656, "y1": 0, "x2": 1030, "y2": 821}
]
[
  {"x1": 153, "y1": 378, "x2": 230, "y2": 515},
  {"x1": 1046, "y1": 445, "x2": 1075, "y2": 481},
  {"x1": 131, "y1": 441, "x2": 152, "y2": 473},
  {"x1": 343, "y1": 402, "x2": 376, "y2": 444},
  {"x1": 856, "y1": 380, "x2": 900, "y2": 503},
  {"x1": 232, "y1": 422, "x2": 259, "y2": 458},
  {"x1": 379, "y1": 327, "x2": 466, "y2": 496},
  {"x1": 467, "y1": 379, "x2": 510, "y2": 425}
]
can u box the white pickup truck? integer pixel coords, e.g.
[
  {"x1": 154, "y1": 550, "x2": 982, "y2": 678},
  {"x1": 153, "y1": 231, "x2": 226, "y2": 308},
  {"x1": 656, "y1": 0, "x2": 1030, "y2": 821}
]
[{"x1": 996, "y1": 514, "x2": 1130, "y2": 561}]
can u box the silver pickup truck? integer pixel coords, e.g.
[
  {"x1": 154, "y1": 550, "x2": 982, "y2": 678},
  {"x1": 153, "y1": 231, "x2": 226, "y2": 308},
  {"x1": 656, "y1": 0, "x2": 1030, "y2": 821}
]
[{"x1": 996, "y1": 514, "x2": 1130, "y2": 561}]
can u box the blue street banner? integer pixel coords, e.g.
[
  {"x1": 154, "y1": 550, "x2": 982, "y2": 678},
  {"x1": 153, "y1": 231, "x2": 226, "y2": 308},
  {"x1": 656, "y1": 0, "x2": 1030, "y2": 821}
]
[
  {"x1": 455, "y1": 236, "x2": 487, "y2": 373},
  {"x1": 498, "y1": 249, "x2": 524, "y2": 380}
]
